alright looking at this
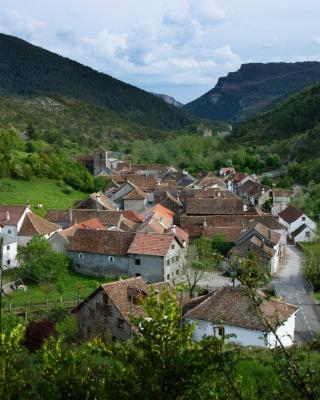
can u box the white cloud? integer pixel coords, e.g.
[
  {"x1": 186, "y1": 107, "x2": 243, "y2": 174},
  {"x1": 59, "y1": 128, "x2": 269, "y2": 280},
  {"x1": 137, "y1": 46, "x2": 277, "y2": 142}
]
[
  {"x1": 0, "y1": 9, "x2": 45, "y2": 39},
  {"x1": 191, "y1": 0, "x2": 227, "y2": 23},
  {"x1": 84, "y1": 29, "x2": 127, "y2": 58},
  {"x1": 215, "y1": 44, "x2": 241, "y2": 66}
]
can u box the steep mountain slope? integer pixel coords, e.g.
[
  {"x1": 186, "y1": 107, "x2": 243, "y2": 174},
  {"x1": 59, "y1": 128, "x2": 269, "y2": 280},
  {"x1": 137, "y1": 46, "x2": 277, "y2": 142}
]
[
  {"x1": 0, "y1": 33, "x2": 194, "y2": 131},
  {"x1": 153, "y1": 93, "x2": 184, "y2": 108},
  {"x1": 231, "y1": 83, "x2": 320, "y2": 162},
  {"x1": 185, "y1": 62, "x2": 320, "y2": 122}
]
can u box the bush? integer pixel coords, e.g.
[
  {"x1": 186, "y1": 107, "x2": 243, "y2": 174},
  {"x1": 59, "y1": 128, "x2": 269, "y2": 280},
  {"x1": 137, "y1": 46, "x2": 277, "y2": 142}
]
[{"x1": 25, "y1": 318, "x2": 57, "y2": 352}]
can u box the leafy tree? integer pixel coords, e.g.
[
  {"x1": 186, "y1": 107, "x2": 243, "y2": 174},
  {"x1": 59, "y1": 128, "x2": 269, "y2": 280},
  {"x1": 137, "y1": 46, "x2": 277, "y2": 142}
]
[
  {"x1": 17, "y1": 236, "x2": 69, "y2": 283},
  {"x1": 211, "y1": 234, "x2": 232, "y2": 256}
]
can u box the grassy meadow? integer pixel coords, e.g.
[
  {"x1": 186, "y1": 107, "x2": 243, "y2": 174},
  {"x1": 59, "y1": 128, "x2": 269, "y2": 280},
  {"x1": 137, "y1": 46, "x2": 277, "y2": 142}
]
[{"x1": 0, "y1": 178, "x2": 86, "y2": 216}]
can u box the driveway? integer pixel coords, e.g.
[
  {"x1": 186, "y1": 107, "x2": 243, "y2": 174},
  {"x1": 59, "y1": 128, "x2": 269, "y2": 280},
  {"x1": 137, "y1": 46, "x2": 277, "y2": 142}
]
[{"x1": 272, "y1": 245, "x2": 320, "y2": 342}]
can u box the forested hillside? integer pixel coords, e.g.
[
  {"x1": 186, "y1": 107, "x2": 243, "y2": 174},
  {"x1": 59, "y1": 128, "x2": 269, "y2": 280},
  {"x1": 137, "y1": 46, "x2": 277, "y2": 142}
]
[
  {"x1": 0, "y1": 33, "x2": 194, "y2": 132},
  {"x1": 185, "y1": 62, "x2": 320, "y2": 122}
]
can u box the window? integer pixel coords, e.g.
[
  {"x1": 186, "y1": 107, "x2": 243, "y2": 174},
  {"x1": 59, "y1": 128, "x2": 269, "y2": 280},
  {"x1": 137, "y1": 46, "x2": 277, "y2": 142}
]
[
  {"x1": 8, "y1": 230, "x2": 11, "y2": 235},
  {"x1": 135, "y1": 258, "x2": 141, "y2": 266},
  {"x1": 6, "y1": 260, "x2": 10, "y2": 265},
  {"x1": 117, "y1": 318, "x2": 124, "y2": 329},
  {"x1": 108, "y1": 256, "x2": 114, "y2": 262},
  {"x1": 166, "y1": 274, "x2": 170, "y2": 280},
  {"x1": 176, "y1": 270, "x2": 179, "y2": 275},
  {"x1": 171, "y1": 244, "x2": 175, "y2": 249},
  {"x1": 6, "y1": 245, "x2": 10, "y2": 250},
  {"x1": 302, "y1": 216, "x2": 306, "y2": 221},
  {"x1": 175, "y1": 256, "x2": 179, "y2": 262},
  {"x1": 214, "y1": 326, "x2": 225, "y2": 336},
  {"x1": 79, "y1": 253, "x2": 84, "y2": 259},
  {"x1": 167, "y1": 259, "x2": 170, "y2": 266},
  {"x1": 89, "y1": 308, "x2": 95, "y2": 319},
  {"x1": 218, "y1": 326, "x2": 225, "y2": 336},
  {"x1": 306, "y1": 231, "x2": 310, "y2": 238},
  {"x1": 135, "y1": 273, "x2": 141, "y2": 277}
]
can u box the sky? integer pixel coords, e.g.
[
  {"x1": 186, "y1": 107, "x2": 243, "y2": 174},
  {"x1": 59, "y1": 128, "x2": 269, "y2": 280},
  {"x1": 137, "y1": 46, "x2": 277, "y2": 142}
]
[{"x1": 1, "y1": 0, "x2": 320, "y2": 103}]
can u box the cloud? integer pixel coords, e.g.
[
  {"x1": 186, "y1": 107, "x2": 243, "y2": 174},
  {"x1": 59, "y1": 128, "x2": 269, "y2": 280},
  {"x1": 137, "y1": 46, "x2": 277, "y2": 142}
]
[
  {"x1": 312, "y1": 36, "x2": 320, "y2": 46},
  {"x1": 215, "y1": 44, "x2": 241, "y2": 66},
  {"x1": 0, "y1": 9, "x2": 45, "y2": 39},
  {"x1": 84, "y1": 29, "x2": 127, "y2": 58},
  {"x1": 191, "y1": 0, "x2": 227, "y2": 23}
]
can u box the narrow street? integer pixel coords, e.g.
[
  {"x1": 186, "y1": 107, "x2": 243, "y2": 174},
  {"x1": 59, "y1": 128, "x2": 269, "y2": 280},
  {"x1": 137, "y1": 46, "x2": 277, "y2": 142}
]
[{"x1": 272, "y1": 245, "x2": 320, "y2": 343}]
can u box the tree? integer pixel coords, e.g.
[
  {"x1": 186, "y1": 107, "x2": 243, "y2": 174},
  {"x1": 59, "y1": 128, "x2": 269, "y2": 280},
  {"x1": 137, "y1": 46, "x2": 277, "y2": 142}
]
[
  {"x1": 211, "y1": 234, "x2": 232, "y2": 256},
  {"x1": 17, "y1": 236, "x2": 69, "y2": 284}
]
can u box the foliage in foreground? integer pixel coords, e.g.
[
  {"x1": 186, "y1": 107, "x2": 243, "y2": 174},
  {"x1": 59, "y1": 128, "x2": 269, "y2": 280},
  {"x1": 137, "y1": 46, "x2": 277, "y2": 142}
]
[{"x1": 0, "y1": 289, "x2": 320, "y2": 400}]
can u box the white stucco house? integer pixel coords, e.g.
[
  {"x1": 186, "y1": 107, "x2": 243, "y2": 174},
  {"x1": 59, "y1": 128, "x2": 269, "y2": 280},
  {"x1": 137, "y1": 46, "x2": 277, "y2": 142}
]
[
  {"x1": 0, "y1": 233, "x2": 18, "y2": 269},
  {"x1": 184, "y1": 287, "x2": 297, "y2": 348},
  {"x1": 278, "y1": 205, "x2": 317, "y2": 242},
  {"x1": 0, "y1": 205, "x2": 30, "y2": 240}
]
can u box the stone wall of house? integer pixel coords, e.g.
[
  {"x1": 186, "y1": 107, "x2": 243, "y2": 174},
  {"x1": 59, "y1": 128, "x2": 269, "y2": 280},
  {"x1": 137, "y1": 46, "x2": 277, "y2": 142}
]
[
  {"x1": 77, "y1": 289, "x2": 132, "y2": 341},
  {"x1": 69, "y1": 251, "x2": 129, "y2": 277},
  {"x1": 48, "y1": 233, "x2": 69, "y2": 253}
]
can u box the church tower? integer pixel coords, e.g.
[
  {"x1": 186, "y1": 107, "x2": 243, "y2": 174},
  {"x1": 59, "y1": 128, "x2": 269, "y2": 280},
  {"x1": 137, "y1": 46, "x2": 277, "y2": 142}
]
[{"x1": 94, "y1": 146, "x2": 108, "y2": 175}]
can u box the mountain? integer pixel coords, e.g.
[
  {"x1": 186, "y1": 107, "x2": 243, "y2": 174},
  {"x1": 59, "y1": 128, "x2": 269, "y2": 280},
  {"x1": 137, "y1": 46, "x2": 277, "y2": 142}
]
[
  {"x1": 184, "y1": 62, "x2": 320, "y2": 122},
  {"x1": 231, "y1": 83, "x2": 320, "y2": 162},
  {"x1": 0, "y1": 33, "x2": 194, "y2": 133},
  {"x1": 153, "y1": 93, "x2": 184, "y2": 108}
]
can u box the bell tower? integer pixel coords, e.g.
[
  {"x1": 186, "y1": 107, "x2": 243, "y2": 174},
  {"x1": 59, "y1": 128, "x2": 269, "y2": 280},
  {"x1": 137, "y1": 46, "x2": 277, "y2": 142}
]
[{"x1": 94, "y1": 146, "x2": 108, "y2": 175}]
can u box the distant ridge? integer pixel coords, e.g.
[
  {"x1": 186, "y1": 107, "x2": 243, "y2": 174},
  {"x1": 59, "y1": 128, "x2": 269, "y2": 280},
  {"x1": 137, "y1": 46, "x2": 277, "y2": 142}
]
[
  {"x1": 153, "y1": 93, "x2": 184, "y2": 108},
  {"x1": 0, "y1": 33, "x2": 194, "y2": 131},
  {"x1": 184, "y1": 62, "x2": 320, "y2": 122}
]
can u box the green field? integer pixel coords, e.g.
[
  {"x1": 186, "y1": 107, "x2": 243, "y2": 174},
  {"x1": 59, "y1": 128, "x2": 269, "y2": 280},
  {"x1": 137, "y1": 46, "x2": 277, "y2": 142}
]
[
  {"x1": 0, "y1": 178, "x2": 86, "y2": 216},
  {"x1": 2, "y1": 268, "x2": 117, "y2": 310}
]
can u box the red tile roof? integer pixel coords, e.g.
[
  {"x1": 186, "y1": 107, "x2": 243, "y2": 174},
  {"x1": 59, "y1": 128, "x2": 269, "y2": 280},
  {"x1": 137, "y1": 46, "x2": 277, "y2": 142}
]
[
  {"x1": 79, "y1": 218, "x2": 106, "y2": 230},
  {"x1": 122, "y1": 210, "x2": 144, "y2": 223},
  {"x1": 185, "y1": 287, "x2": 297, "y2": 331},
  {"x1": 0, "y1": 205, "x2": 29, "y2": 226},
  {"x1": 45, "y1": 209, "x2": 123, "y2": 227},
  {"x1": 19, "y1": 212, "x2": 61, "y2": 236},
  {"x1": 128, "y1": 232, "x2": 177, "y2": 256},
  {"x1": 186, "y1": 198, "x2": 244, "y2": 215},
  {"x1": 278, "y1": 205, "x2": 304, "y2": 224},
  {"x1": 68, "y1": 229, "x2": 135, "y2": 255},
  {"x1": 123, "y1": 188, "x2": 147, "y2": 200}
]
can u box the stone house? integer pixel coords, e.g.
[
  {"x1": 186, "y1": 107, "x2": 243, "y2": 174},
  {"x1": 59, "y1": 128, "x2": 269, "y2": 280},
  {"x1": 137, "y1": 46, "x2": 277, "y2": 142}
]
[
  {"x1": 123, "y1": 187, "x2": 148, "y2": 212},
  {"x1": 75, "y1": 192, "x2": 118, "y2": 211},
  {"x1": 184, "y1": 286, "x2": 297, "y2": 348},
  {"x1": 48, "y1": 218, "x2": 105, "y2": 253},
  {"x1": 229, "y1": 222, "x2": 282, "y2": 275},
  {"x1": 127, "y1": 232, "x2": 185, "y2": 283},
  {"x1": 67, "y1": 229, "x2": 186, "y2": 283},
  {"x1": 270, "y1": 189, "x2": 291, "y2": 217},
  {"x1": 238, "y1": 180, "x2": 271, "y2": 207},
  {"x1": 278, "y1": 205, "x2": 317, "y2": 242},
  {"x1": 68, "y1": 230, "x2": 135, "y2": 277},
  {"x1": 75, "y1": 277, "x2": 170, "y2": 341}
]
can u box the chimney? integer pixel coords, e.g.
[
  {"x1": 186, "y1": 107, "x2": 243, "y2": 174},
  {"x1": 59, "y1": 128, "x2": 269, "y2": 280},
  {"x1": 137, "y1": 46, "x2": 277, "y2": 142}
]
[
  {"x1": 68, "y1": 207, "x2": 72, "y2": 227},
  {"x1": 6, "y1": 211, "x2": 10, "y2": 221},
  {"x1": 268, "y1": 230, "x2": 271, "y2": 240}
]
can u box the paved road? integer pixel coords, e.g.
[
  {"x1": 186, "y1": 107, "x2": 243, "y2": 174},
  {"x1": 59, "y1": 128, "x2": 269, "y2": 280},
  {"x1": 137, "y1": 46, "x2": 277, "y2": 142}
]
[{"x1": 272, "y1": 245, "x2": 320, "y2": 342}]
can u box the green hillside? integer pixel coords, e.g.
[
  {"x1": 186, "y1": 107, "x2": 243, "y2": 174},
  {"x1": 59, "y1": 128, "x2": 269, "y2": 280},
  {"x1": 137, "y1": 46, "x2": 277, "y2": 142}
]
[
  {"x1": 0, "y1": 33, "x2": 195, "y2": 134},
  {"x1": 185, "y1": 62, "x2": 320, "y2": 122},
  {"x1": 232, "y1": 83, "x2": 320, "y2": 159}
]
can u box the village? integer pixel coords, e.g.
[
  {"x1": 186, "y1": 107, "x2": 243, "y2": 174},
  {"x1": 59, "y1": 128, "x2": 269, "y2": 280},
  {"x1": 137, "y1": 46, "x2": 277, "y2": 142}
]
[{"x1": 0, "y1": 145, "x2": 319, "y2": 348}]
